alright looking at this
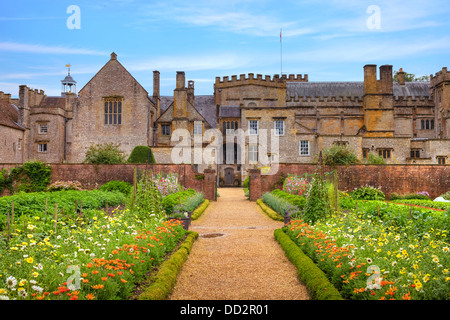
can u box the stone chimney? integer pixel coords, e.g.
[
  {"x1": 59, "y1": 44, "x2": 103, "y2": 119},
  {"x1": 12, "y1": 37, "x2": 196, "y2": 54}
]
[
  {"x1": 187, "y1": 80, "x2": 195, "y2": 106},
  {"x1": 153, "y1": 70, "x2": 160, "y2": 118},
  {"x1": 176, "y1": 71, "x2": 185, "y2": 89},
  {"x1": 398, "y1": 68, "x2": 405, "y2": 85}
]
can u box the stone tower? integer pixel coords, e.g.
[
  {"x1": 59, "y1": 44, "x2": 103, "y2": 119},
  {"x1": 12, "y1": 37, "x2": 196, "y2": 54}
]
[
  {"x1": 431, "y1": 67, "x2": 450, "y2": 139},
  {"x1": 363, "y1": 64, "x2": 394, "y2": 137}
]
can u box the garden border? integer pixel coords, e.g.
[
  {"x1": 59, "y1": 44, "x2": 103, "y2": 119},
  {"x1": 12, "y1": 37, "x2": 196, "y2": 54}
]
[
  {"x1": 137, "y1": 230, "x2": 199, "y2": 300},
  {"x1": 191, "y1": 200, "x2": 210, "y2": 220},
  {"x1": 274, "y1": 228, "x2": 344, "y2": 300},
  {"x1": 256, "y1": 199, "x2": 284, "y2": 221}
]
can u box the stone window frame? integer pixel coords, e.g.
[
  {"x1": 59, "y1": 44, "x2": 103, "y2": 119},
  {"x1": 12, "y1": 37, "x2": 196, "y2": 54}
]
[
  {"x1": 410, "y1": 148, "x2": 421, "y2": 159},
  {"x1": 248, "y1": 120, "x2": 259, "y2": 135},
  {"x1": 103, "y1": 97, "x2": 123, "y2": 125},
  {"x1": 193, "y1": 121, "x2": 203, "y2": 136},
  {"x1": 420, "y1": 119, "x2": 435, "y2": 130},
  {"x1": 274, "y1": 120, "x2": 285, "y2": 136},
  {"x1": 437, "y1": 156, "x2": 446, "y2": 165},
  {"x1": 377, "y1": 148, "x2": 392, "y2": 159},
  {"x1": 161, "y1": 123, "x2": 171, "y2": 136},
  {"x1": 299, "y1": 140, "x2": 310, "y2": 156},
  {"x1": 362, "y1": 148, "x2": 370, "y2": 159},
  {"x1": 38, "y1": 143, "x2": 48, "y2": 153},
  {"x1": 333, "y1": 141, "x2": 349, "y2": 148},
  {"x1": 38, "y1": 122, "x2": 48, "y2": 134},
  {"x1": 18, "y1": 138, "x2": 22, "y2": 151}
]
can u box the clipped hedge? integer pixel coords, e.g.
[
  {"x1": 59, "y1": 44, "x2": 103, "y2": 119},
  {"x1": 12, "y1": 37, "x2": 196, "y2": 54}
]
[
  {"x1": 274, "y1": 228, "x2": 343, "y2": 300},
  {"x1": 138, "y1": 231, "x2": 199, "y2": 300},
  {"x1": 256, "y1": 199, "x2": 284, "y2": 221},
  {"x1": 127, "y1": 146, "x2": 156, "y2": 164},
  {"x1": 191, "y1": 200, "x2": 210, "y2": 220}
]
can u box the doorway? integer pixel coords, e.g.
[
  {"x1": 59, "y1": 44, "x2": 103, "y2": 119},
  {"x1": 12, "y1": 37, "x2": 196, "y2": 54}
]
[{"x1": 224, "y1": 167, "x2": 234, "y2": 186}]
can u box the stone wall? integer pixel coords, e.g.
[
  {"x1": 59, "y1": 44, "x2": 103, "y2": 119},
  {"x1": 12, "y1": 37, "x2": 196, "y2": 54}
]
[{"x1": 255, "y1": 163, "x2": 450, "y2": 200}]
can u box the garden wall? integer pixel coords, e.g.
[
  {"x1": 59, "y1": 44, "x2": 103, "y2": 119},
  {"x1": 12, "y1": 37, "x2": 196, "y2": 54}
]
[
  {"x1": 258, "y1": 164, "x2": 450, "y2": 199},
  {"x1": 0, "y1": 163, "x2": 214, "y2": 198}
]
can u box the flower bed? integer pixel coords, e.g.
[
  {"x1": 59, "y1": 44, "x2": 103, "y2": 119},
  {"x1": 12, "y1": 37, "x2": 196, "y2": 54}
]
[
  {"x1": 0, "y1": 205, "x2": 187, "y2": 300},
  {"x1": 285, "y1": 210, "x2": 449, "y2": 300}
]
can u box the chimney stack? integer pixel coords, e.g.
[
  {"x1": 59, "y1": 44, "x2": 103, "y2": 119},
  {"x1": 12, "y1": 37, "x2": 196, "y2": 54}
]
[
  {"x1": 176, "y1": 71, "x2": 185, "y2": 89},
  {"x1": 397, "y1": 68, "x2": 405, "y2": 85}
]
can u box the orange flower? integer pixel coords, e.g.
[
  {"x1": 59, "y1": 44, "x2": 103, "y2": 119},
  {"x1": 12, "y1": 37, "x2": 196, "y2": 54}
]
[
  {"x1": 107, "y1": 273, "x2": 115, "y2": 278},
  {"x1": 121, "y1": 279, "x2": 127, "y2": 283},
  {"x1": 70, "y1": 295, "x2": 79, "y2": 300},
  {"x1": 112, "y1": 250, "x2": 119, "y2": 255},
  {"x1": 85, "y1": 293, "x2": 95, "y2": 300},
  {"x1": 53, "y1": 290, "x2": 61, "y2": 296},
  {"x1": 82, "y1": 273, "x2": 88, "y2": 278},
  {"x1": 36, "y1": 295, "x2": 45, "y2": 300},
  {"x1": 91, "y1": 284, "x2": 104, "y2": 290},
  {"x1": 101, "y1": 277, "x2": 108, "y2": 281},
  {"x1": 385, "y1": 286, "x2": 398, "y2": 296},
  {"x1": 86, "y1": 263, "x2": 93, "y2": 268},
  {"x1": 82, "y1": 279, "x2": 89, "y2": 284},
  {"x1": 92, "y1": 270, "x2": 99, "y2": 275},
  {"x1": 402, "y1": 291, "x2": 411, "y2": 300}
]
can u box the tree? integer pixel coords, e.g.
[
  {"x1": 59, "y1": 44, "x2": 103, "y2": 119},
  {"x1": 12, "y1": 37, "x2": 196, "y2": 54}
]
[
  {"x1": 393, "y1": 70, "x2": 430, "y2": 83},
  {"x1": 84, "y1": 143, "x2": 126, "y2": 164},
  {"x1": 322, "y1": 145, "x2": 360, "y2": 166}
]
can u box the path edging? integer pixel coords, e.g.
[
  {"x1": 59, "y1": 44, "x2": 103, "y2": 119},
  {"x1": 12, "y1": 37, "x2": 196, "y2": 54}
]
[
  {"x1": 274, "y1": 228, "x2": 344, "y2": 300},
  {"x1": 256, "y1": 199, "x2": 284, "y2": 221},
  {"x1": 138, "y1": 230, "x2": 199, "y2": 300},
  {"x1": 191, "y1": 199, "x2": 210, "y2": 220}
]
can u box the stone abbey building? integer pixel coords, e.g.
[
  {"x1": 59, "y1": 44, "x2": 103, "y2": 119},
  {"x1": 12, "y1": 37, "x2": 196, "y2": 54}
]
[{"x1": 0, "y1": 52, "x2": 449, "y2": 186}]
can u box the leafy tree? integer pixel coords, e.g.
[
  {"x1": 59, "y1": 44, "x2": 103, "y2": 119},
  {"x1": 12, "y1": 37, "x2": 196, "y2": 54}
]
[
  {"x1": 84, "y1": 143, "x2": 126, "y2": 164},
  {"x1": 303, "y1": 173, "x2": 331, "y2": 224},
  {"x1": 393, "y1": 70, "x2": 430, "y2": 82}
]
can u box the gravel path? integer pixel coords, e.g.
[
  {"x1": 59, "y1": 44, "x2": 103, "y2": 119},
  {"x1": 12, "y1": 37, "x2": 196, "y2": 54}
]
[{"x1": 169, "y1": 188, "x2": 310, "y2": 300}]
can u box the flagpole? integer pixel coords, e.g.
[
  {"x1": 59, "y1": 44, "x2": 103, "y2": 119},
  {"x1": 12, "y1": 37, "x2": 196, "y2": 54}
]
[{"x1": 280, "y1": 28, "x2": 282, "y2": 75}]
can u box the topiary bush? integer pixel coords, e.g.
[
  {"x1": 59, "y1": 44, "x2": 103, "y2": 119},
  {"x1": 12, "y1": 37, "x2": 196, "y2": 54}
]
[
  {"x1": 127, "y1": 146, "x2": 156, "y2": 164},
  {"x1": 322, "y1": 145, "x2": 359, "y2": 166},
  {"x1": 303, "y1": 173, "x2": 331, "y2": 224}
]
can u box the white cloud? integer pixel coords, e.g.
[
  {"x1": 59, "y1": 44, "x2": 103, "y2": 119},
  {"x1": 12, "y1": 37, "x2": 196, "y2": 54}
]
[{"x1": 0, "y1": 42, "x2": 106, "y2": 56}]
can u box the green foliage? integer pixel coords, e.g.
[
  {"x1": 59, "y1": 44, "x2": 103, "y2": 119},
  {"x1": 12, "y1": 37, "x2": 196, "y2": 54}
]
[
  {"x1": 261, "y1": 192, "x2": 302, "y2": 218},
  {"x1": 173, "y1": 192, "x2": 204, "y2": 215},
  {"x1": 0, "y1": 169, "x2": 6, "y2": 193},
  {"x1": 271, "y1": 189, "x2": 306, "y2": 211},
  {"x1": 393, "y1": 70, "x2": 430, "y2": 82},
  {"x1": 127, "y1": 146, "x2": 156, "y2": 164},
  {"x1": 390, "y1": 192, "x2": 430, "y2": 201},
  {"x1": 322, "y1": 145, "x2": 359, "y2": 166},
  {"x1": 303, "y1": 173, "x2": 331, "y2": 224},
  {"x1": 99, "y1": 180, "x2": 132, "y2": 195},
  {"x1": 161, "y1": 189, "x2": 196, "y2": 216},
  {"x1": 350, "y1": 185, "x2": 385, "y2": 201},
  {"x1": 440, "y1": 190, "x2": 450, "y2": 201},
  {"x1": 242, "y1": 176, "x2": 249, "y2": 188},
  {"x1": 256, "y1": 199, "x2": 284, "y2": 221},
  {"x1": 132, "y1": 170, "x2": 165, "y2": 219},
  {"x1": 366, "y1": 152, "x2": 386, "y2": 164},
  {"x1": 9, "y1": 161, "x2": 51, "y2": 193},
  {"x1": 84, "y1": 143, "x2": 126, "y2": 164}
]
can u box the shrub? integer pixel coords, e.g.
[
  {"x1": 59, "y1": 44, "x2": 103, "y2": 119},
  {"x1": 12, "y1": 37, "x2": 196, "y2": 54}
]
[
  {"x1": 242, "y1": 176, "x2": 249, "y2": 188},
  {"x1": 9, "y1": 161, "x2": 51, "y2": 193},
  {"x1": 303, "y1": 173, "x2": 331, "y2": 224},
  {"x1": 261, "y1": 192, "x2": 302, "y2": 218},
  {"x1": 282, "y1": 174, "x2": 309, "y2": 196},
  {"x1": 0, "y1": 169, "x2": 6, "y2": 192},
  {"x1": 366, "y1": 152, "x2": 386, "y2": 164},
  {"x1": 152, "y1": 173, "x2": 181, "y2": 197},
  {"x1": 173, "y1": 192, "x2": 204, "y2": 214},
  {"x1": 350, "y1": 185, "x2": 385, "y2": 201},
  {"x1": 439, "y1": 191, "x2": 450, "y2": 201},
  {"x1": 99, "y1": 180, "x2": 132, "y2": 195},
  {"x1": 132, "y1": 170, "x2": 165, "y2": 219},
  {"x1": 389, "y1": 191, "x2": 430, "y2": 201},
  {"x1": 127, "y1": 146, "x2": 156, "y2": 164},
  {"x1": 271, "y1": 189, "x2": 306, "y2": 210},
  {"x1": 84, "y1": 143, "x2": 126, "y2": 164},
  {"x1": 47, "y1": 180, "x2": 84, "y2": 192},
  {"x1": 162, "y1": 189, "x2": 197, "y2": 215},
  {"x1": 322, "y1": 145, "x2": 359, "y2": 166}
]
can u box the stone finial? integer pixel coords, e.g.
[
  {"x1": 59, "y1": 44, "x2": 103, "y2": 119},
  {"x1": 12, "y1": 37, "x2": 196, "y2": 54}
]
[{"x1": 110, "y1": 52, "x2": 117, "y2": 60}]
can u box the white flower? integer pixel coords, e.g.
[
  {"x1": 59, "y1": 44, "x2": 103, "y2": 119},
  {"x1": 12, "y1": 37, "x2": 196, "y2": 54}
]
[
  {"x1": 18, "y1": 289, "x2": 27, "y2": 298},
  {"x1": 32, "y1": 285, "x2": 43, "y2": 293},
  {"x1": 0, "y1": 295, "x2": 9, "y2": 300},
  {"x1": 6, "y1": 276, "x2": 17, "y2": 288}
]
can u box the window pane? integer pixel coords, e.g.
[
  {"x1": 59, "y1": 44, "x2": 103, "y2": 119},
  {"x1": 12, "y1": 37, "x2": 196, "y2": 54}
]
[
  {"x1": 105, "y1": 115, "x2": 108, "y2": 124},
  {"x1": 223, "y1": 122, "x2": 226, "y2": 133},
  {"x1": 118, "y1": 102, "x2": 122, "y2": 114},
  {"x1": 114, "y1": 102, "x2": 117, "y2": 114},
  {"x1": 118, "y1": 114, "x2": 121, "y2": 124},
  {"x1": 105, "y1": 102, "x2": 108, "y2": 113},
  {"x1": 109, "y1": 114, "x2": 112, "y2": 124},
  {"x1": 109, "y1": 102, "x2": 112, "y2": 114},
  {"x1": 113, "y1": 114, "x2": 117, "y2": 124}
]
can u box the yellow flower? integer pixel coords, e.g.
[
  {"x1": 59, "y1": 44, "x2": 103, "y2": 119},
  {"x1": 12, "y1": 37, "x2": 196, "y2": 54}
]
[
  {"x1": 32, "y1": 272, "x2": 39, "y2": 278},
  {"x1": 25, "y1": 257, "x2": 34, "y2": 264},
  {"x1": 27, "y1": 234, "x2": 33, "y2": 239},
  {"x1": 413, "y1": 264, "x2": 419, "y2": 270}
]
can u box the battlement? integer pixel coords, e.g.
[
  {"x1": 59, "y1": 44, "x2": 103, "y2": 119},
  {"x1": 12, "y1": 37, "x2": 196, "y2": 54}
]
[
  {"x1": 215, "y1": 73, "x2": 308, "y2": 86},
  {"x1": 430, "y1": 67, "x2": 450, "y2": 87},
  {"x1": 394, "y1": 95, "x2": 434, "y2": 104},
  {"x1": 0, "y1": 91, "x2": 12, "y2": 103},
  {"x1": 286, "y1": 95, "x2": 363, "y2": 104},
  {"x1": 19, "y1": 85, "x2": 46, "y2": 107}
]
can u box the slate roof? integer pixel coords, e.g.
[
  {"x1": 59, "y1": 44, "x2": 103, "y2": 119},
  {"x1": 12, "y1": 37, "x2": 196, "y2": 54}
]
[
  {"x1": 219, "y1": 105, "x2": 240, "y2": 118},
  {"x1": 40, "y1": 96, "x2": 66, "y2": 108},
  {"x1": 0, "y1": 101, "x2": 25, "y2": 130},
  {"x1": 286, "y1": 81, "x2": 431, "y2": 100}
]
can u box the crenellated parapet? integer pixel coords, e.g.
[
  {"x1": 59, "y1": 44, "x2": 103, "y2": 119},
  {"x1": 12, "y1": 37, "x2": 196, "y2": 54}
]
[
  {"x1": 215, "y1": 73, "x2": 308, "y2": 88},
  {"x1": 430, "y1": 67, "x2": 450, "y2": 87},
  {"x1": 286, "y1": 95, "x2": 363, "y2": 103}
]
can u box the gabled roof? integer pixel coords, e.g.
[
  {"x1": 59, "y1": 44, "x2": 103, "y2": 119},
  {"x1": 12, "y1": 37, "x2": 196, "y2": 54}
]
[
  {"x1": 0, "y1": 101, "x2": 25, "y2": 130},
  {"x1": 393, "y1": 82, "x2": 431, "y2": 99}
]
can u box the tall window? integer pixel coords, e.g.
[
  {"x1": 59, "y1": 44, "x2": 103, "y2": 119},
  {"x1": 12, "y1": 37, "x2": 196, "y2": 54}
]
[
  {"x1": 274, "y1": 120, "x2": 284, "y2": 136},
  {"x1": 38, "y1": 143, "x2": 47, "y2": 153},
  {"x1": 223, "y1": 121, "x2": 238, "y2": 134},
  {"x1": 104, "y1": 97, "x2": 123, "y2": 125},
  {"x1": 249, "y1": 120, "x2": 259, "y2": 135},
  {"x1": 299, "y1": 140, "x2": 310, "y2": 156},
  {"x1": 362, "y1": 148, "x2": 370, "y2": 159},
  {"x1": 249, "y1": 144, "x2": 258, "y2": 163},
  {"x1": 193, "y1": 121, "x2": 202, "y2": 135}
]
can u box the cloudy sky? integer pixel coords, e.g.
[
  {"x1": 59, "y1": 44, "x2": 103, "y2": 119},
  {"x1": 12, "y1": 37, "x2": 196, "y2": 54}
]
[{"x1": 1, "y1": 0, "x2": 449, "y2": 97}]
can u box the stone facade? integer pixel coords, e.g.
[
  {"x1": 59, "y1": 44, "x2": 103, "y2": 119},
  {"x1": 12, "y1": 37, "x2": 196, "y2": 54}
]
[{"x1": 0, "y1": 53, "x2": 448, "y2": 186}]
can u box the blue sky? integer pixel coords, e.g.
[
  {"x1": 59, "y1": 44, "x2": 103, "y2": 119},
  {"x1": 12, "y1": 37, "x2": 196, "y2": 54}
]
[{"x1": 1, "y1": 0, "x2": 449, "y2": 97}]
